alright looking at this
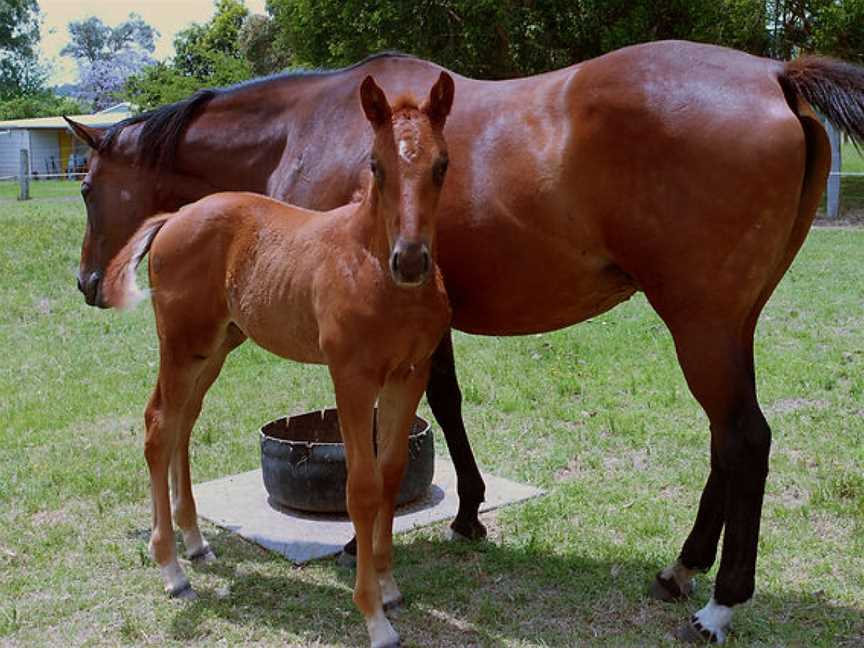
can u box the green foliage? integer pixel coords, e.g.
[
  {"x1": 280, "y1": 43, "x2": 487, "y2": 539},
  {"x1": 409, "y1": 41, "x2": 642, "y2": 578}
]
[
  {"x1": 238, "y1": 13, "x2": 292, "y2": 76},
  {"x1": 265, "y1": 0, "x2": 864, "y2": 78},
  {"x1": 0, "y1": 92, "x2": 86, "y2": 120},
  {"x1": 811, "y1": 0, "x2": 864, "y2": 64},
  {"x1": 0, "y1": 0, "x2": 45, "y2": 98},
  {"x1": 125, "y1": 0, "x2": 254, "y2": 111}
]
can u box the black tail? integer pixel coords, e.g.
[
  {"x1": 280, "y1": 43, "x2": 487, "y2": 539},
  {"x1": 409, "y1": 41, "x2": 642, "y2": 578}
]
[{"x1": 781, "y1": 56, "x2": 864, "y2": 147}]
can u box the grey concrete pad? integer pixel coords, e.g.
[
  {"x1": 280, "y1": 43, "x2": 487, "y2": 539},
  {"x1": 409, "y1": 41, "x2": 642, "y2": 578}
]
[{"x1": 193, "y1": 458, "x2": 543, "y2": 564}]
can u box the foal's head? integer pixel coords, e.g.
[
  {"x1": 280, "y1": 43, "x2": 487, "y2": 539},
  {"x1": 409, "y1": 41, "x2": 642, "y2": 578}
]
[{"x1": 360, "y1": 72, "x2": 454, "y2": 287}]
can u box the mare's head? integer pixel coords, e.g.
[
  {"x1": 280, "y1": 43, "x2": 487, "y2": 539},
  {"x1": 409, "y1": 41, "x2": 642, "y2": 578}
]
[
  {"x1": 64, "y1": 118, "x2": 163, "y2": 307},
  {"x1": 360, "y1": 71, "x2": 454, "y2": 287}
]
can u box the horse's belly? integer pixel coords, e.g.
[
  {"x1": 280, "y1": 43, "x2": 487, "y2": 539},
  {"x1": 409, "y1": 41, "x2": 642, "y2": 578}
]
[{"x1": 446, "y1": 244, "x2": 637, "y2": 335}]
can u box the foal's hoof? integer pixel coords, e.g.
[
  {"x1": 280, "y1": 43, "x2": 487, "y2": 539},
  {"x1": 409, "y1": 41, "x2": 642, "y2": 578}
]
[
  {"x1": 168, "y1": 581, "x2": 198, "y2": 601},
  {"x1": 188, "y1": 546, "x2": 217, "y2": 565},
  {"x1": 674, "y1": 616, "x2": 725, "y2": 644},
  {"x1": 649, "y1": 572, "x2": 692, "y2": 602},
  {"x1": 449, "y1": 517, "x2": 487, "y2": 542}
]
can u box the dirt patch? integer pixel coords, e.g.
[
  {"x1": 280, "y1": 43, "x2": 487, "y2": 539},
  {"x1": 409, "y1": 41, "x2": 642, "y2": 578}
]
[{"x1": 554, "y1": 456, "x2": 584, "y2": 482}]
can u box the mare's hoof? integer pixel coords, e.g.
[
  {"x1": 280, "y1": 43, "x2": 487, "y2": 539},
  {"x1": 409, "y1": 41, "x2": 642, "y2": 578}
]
[
  {"x1": 674, "y1": 616, "x2": 725, "y2": 644},
  {"x1": 649, "y1": 572, "x2": 692, "y2": 602},
  {"x1": 188, "y1": 546, "x2": 216, "y2": 565},
  {"x1": 383, "y1": 595, "x2": 404, "y2": 613},
  {"x1": 337, "y1": 549, "x2": 357, "y2": 568},
  {"x1": 449, "y1": 517, "x2": 487, "y2": 542},
  {"x1": 168, "y1": 581, "x2": 197, "y2": 601}
]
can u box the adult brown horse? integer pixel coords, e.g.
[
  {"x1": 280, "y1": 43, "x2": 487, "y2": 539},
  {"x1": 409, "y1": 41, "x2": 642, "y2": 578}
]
[
  {"x1": 101, "y1": 74, "x2": 454, "y2": 648},
  {"x1": 67, "y1": 41, "x2": 864, "y2": 643}
]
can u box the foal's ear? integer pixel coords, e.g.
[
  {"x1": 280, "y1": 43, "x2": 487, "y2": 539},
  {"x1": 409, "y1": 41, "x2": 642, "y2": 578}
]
[
  {"x1": 423, "y1": 71, "x2": 455, "y2": 128},
  {"x1": 360, "y1": 75, "x2": 392, "y2": 130},
  {"x1": 64, "y1": 116, "x2": 104, "y2": 150}
]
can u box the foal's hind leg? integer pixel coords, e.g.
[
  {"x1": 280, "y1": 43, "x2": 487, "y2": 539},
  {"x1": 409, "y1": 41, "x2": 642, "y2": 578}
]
[
  {"x1": 144, "y1": 361, "x2": 201, "y2": 599},
  {"x1": 169, "y1": 330, "x2": 244, "y2": 564},
  {"x1": 373, "y1": 361, "x2": 431, "y2": 611},
  {"x1": 146, "y1": 325, "x2": 235, "y2": 598},
  {"x1": 653, "y1": 318, "x2": 769, "y2": 644}
]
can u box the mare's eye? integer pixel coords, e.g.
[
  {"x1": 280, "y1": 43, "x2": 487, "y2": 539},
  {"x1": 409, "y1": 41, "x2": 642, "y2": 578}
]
[
  {"x1": 432, "y1": 155, "x2": 449, "y2": 186},
  {"x1": 370, "y1": 156, "x2": 384, "y2": 186}
]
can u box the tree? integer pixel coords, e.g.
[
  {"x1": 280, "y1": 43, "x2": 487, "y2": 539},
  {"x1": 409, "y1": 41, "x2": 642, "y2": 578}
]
[
  {"x1": 264, "y1": 0, "x2": 775, "y2": 79},
  {"x1": 61, "y1": 13, "x2": 158, "y2": 109},
  {"x1": 0, "y1": 92, "x2": 85, "y2": 120},
  {"x1": 238, "y1": 13, "x2": 292, "y2": 76},
  {"x1": 0, "y1": 0, "x2": 45, "y2": 98},
  {"x1": 125, "y1": 0, "x2": 254, "y2": 111}
]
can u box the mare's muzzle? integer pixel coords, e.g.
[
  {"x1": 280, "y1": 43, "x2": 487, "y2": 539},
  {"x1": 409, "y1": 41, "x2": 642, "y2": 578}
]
[
  {"x1": 390, "y1": 241, "x2": 431, "y2": 287},
  {"x1": 77, "y1": 270, "x2": 105, "y2": 308}
]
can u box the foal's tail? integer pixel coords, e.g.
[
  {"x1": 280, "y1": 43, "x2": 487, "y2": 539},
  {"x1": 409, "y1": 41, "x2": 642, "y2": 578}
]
[
  {"x1": 781, "y1": 56, "x2": 864, "y2": 145},
  {"x1": 102, "y1": 214, "x2": 172, "y2": 310}
]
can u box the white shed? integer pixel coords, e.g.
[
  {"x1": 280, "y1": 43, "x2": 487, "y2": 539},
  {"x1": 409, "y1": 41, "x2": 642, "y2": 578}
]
[{"x1": 0, "y1": 103, "x2": 133, "y2": 180}]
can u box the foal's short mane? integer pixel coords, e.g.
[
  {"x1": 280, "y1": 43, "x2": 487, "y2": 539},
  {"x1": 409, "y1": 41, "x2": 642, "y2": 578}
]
[{"x1": 102, "y1": 51, "x2": 416, "y2": 169}]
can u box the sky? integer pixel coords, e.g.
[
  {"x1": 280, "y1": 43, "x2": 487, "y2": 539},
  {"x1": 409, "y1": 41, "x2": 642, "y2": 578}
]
[{"x1": 38, "y1": 0, "x2": 268, "y2": 85}]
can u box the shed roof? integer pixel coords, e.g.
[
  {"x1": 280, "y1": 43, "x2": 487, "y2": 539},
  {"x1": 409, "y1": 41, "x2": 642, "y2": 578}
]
[{"x1": 0, "y1": 103, "x2": 133, "y2": 131}]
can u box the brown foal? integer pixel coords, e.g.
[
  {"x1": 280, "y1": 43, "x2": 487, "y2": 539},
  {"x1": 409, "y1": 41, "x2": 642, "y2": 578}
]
[{"x1": 102, "y1": 73, "x2": 455, "y2": 648}]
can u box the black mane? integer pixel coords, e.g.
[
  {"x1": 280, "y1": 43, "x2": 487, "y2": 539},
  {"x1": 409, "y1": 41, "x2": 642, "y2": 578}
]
[{"x1": 102, "y1": 52, "x2": 414, "y2": 169}]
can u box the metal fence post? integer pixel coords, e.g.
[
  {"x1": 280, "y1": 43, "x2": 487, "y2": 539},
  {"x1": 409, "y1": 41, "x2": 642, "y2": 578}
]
[
  {"x1": 18, "y1": 148, "x2": 30, "y2": 201},
  {"x1": 826, "y1": 120, "x2": 841, "y2": 219}
]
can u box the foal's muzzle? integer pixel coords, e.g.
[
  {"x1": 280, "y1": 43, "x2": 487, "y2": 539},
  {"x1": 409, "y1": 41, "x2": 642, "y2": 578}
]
[
  {"x1": 390, "y1": 241, "x2": 431, "y2": 287},
  {"x1": 77, "y1": 270, "x2": 105, "y2": 308}
]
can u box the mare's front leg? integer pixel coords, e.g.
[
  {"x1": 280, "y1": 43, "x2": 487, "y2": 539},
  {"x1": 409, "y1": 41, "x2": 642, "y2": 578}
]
[
  {"x1": 330, "y1": 368, "x2": 399, "y2": 648},
  {"x1": 425, "y1": 330, "x2": 486, "y2": 540},
  {"x1": 374, "y1": 360, "x2": 432, "y2": 611}
]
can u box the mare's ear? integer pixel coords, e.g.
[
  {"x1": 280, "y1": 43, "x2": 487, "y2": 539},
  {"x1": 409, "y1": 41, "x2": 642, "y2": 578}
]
[
  {"x1": 423, "y1": 71, "x2": 455, "y2": 128},
  {"x1": 360, "y1": 75, "x2": 392, "y2": 130},
  {"x1": 64, "y1": 116, "x2": 105, "y2": 150}
]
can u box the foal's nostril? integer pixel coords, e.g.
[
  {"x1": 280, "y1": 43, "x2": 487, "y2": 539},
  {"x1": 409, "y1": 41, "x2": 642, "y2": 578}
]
[{"x1": 76, "y1": 273, "x2": 84, "y2": 293}]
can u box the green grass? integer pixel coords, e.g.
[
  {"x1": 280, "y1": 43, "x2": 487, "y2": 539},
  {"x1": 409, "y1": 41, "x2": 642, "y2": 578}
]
[
  {"x1": 843, "y1": 141, "x2": 864, "y2": 174},
  {"x1": 1, "y1": 198, "x2": 863, "y2": 647},
  {"x1": 0, "y1": 178, "x2": 81, "y2": 201}
]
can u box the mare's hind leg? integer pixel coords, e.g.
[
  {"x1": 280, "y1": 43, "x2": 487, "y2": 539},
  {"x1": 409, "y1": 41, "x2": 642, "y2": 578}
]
[
  {"x1": 652, "y1": 316, "x2": 768, "y2": 644},
  {"x1": 169, "y1": 326, "x2": 245, "y2": 564},
  {"x1": 373, "y1": 361, "x2": 431, "y2": 611}
]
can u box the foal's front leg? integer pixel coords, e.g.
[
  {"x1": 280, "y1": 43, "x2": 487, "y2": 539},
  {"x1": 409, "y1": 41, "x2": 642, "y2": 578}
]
[
  {"x1": 374, "y1": 361, "x2": 431, "y2": 611},
  {"x1": 331, "y1": 369, "x2": 399, "y2": 648}
]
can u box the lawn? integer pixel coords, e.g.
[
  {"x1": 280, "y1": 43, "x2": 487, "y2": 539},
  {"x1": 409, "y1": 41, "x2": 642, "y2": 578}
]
[{"x1": 0, "y1": 193, "x2": 862, "y2": 647}]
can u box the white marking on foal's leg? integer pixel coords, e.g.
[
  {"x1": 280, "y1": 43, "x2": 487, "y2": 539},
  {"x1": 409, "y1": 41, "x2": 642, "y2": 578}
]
[
  {"x1": 182, "y1": 527, "x2": 215, "y2": 564},
  {"x1": 158, "y1": 558, "x2": 195, "y2": 600},
  {"x1": 378, "y1": 570, "x2": 403, "y2": 611},
  {"x1": 365, "y1": 609, "x2": 400, "y2": 648},
  {"x1": 691, "y1": 598, "x2": 733, "y2": 644}
]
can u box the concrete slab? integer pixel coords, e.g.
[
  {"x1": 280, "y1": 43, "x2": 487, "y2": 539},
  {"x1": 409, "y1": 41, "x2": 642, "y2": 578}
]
[{"x1": 193, "y1": 458, "x2": 543, "y2": 563}]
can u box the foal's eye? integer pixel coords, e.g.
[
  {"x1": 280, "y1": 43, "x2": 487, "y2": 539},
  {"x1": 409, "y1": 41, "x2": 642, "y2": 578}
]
[
  {"x1": 80, "y1": 182, "x2": 91, "y2": 198},
  {"x1": 432, "y1": 156, "x2": 449, "y2": 186}
]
